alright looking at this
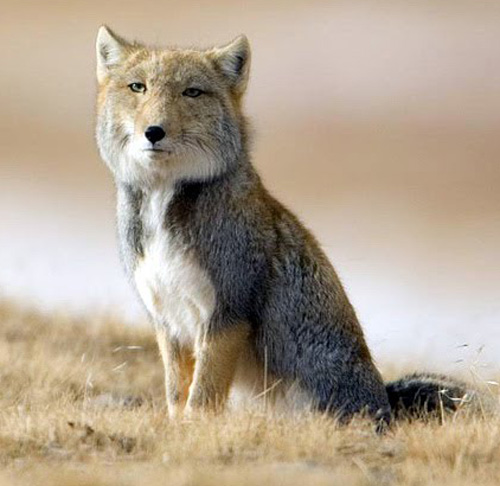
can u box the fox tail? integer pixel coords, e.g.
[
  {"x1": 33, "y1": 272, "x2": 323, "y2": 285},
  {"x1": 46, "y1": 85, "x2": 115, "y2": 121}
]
[{"x1": 385, "y1": 372, "x2": 477, "y2": 419}]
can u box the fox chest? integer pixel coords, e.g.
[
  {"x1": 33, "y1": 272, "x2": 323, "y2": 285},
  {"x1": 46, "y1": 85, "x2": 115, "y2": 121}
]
[{"x1": 132, "y1": 195, "x2": 216, "y2": 347}]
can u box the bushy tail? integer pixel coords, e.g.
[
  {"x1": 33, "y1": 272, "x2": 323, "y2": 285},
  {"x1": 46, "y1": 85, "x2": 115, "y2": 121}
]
[{"x1": 385, "y1": 372, "x2": 473, "y2": 419}]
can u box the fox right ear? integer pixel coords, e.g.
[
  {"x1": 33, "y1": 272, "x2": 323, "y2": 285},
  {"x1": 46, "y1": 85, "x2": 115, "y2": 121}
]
[
  {"x1": 96, "y1": 26, "x2": 130, "y2": 82},
  {"x1": 210, "y1": 35, "x2": 251, "y2": 96}
]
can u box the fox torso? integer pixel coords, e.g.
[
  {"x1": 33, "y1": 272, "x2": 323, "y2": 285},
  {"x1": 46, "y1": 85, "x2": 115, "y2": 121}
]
[{"x1": 96, "y1": 26, "x2": 391, "y2": 423}]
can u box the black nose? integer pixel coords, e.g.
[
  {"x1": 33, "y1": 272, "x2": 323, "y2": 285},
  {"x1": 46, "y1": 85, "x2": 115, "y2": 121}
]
[{"x1": 144, "y1": 125, "x2": 166, "y2": 144}]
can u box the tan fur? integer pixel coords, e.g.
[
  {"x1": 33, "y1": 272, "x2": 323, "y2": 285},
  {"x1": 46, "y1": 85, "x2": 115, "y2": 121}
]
[
  {"x1": 155, "y1": 328, "x2": 195, "y2": 418},
  {"x1": 95, "y1": 26, "x2": 249, "y2": 188},
  {"x1": 186, "y1": 324, "x2": 251, "y2": 415}
]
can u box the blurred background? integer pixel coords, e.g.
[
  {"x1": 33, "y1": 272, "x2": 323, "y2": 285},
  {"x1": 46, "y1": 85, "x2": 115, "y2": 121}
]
[{"x1": 1, "y1": 0, "x2": 499, "y2": 373}]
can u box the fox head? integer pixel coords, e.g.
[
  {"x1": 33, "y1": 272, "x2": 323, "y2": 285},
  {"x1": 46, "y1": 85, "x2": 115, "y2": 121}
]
[{"x1": 95, "y1": 26, "x2": 251, "y2": 187}]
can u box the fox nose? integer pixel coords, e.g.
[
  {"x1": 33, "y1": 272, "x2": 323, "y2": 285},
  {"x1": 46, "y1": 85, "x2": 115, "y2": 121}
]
[{"x1": 144, "y1": 125, "x2": 166, "y2": 144}]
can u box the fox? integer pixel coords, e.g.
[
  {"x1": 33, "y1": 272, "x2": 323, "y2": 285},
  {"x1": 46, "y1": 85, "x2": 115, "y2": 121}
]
[{"x1": 95, "y1": 26, "x2": 470, "y2": 426}]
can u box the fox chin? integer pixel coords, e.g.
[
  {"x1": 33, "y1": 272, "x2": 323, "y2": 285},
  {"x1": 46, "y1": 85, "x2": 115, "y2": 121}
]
[{"x1": 95, "y1": 26, "x2": 471, "y2": 427}]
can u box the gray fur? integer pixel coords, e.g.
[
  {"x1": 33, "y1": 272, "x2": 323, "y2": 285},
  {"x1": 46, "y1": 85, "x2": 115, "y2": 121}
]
[
  {"x1": 116, "y1": 159, "x2": 391, "y2": 422},
  {"x1": 386, "y1": 372, "x2": 470, "y2": 419}
]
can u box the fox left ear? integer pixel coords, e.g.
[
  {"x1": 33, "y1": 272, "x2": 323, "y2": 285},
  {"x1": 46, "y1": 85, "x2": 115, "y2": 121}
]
[
  {"x1": 211, "y1": 35, "x2": 251, "y2": 95},
  {"x1": 96, "y1": 26, "x2": 132, "y2": 83}
]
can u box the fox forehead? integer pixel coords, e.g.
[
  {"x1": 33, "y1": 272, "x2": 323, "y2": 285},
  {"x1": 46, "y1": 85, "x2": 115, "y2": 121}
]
[{"x1": 112, "y1": 49, "x2": 221, "y2": 90}]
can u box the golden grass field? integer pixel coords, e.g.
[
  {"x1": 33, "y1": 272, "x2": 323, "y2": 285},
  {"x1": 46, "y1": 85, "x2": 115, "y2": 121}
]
[{"x1": 0, "y1": 301, "x2": 499, "y2": 486}]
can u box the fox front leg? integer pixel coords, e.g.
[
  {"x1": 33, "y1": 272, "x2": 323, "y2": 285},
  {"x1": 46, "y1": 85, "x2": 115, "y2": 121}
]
[
  {"x1": 186, "y1": 324, "x2": 250, "y2": 415},
  {"x1": 156, "y1": 328, "x2": 194, "y2": 419}
]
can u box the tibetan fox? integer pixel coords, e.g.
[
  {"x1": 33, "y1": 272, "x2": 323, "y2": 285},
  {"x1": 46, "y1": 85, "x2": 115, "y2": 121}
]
[{"x1": 95, "y1": 26, "x2": 469, "y2": 426}]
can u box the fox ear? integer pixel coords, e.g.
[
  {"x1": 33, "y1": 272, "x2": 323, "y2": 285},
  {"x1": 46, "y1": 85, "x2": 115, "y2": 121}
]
[
  {"x1": 211, "y1": 35, "x2": 251, "y2": 95},
  {"x1": 96, "y1": 26, "x2": 130, "y2": 82}
]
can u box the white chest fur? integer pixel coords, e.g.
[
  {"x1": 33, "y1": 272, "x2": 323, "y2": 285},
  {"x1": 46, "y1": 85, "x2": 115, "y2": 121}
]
[{"x1": 133, "y1": 186, "x2": 216, "y2": 347}]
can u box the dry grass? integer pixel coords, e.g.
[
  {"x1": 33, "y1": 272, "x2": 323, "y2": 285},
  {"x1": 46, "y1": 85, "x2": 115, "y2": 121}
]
[{"x1": 0, "y1": 302, "x2": 498, "y2": 486}]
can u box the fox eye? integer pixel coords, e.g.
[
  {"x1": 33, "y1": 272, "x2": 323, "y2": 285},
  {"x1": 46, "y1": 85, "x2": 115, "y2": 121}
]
[
  {"x1": 128, "y1": 82, "x2": 146, "y2": 93},
  {"x1": 182, "y1": 87, "x2": 204, "y2": 98}
]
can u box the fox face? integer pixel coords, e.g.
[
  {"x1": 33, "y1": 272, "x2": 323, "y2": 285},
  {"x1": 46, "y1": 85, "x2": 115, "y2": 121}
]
[{"x1": 95, "y1": 27, "x2": 250, "y2": 187}]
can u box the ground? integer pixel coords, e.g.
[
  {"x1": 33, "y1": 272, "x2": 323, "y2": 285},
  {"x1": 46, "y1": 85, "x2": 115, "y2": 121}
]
[{"x1": 0, "y1": 301, "x2": 498, "y2": 486}]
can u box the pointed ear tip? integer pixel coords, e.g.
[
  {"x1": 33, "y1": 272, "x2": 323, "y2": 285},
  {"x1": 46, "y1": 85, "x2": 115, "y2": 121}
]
[
  {"x1": 97, "y1": 25, "x2": 110, "y2": 43},
  {"x1": 236, "y1": 34, "x2": 250, "y2": 46},
  {"x1": 97, "y1": 25, "x2": 120, "y2": 43},
  {"x1": 224, "y1": 35, "x2": 250, "y2": 59}
]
